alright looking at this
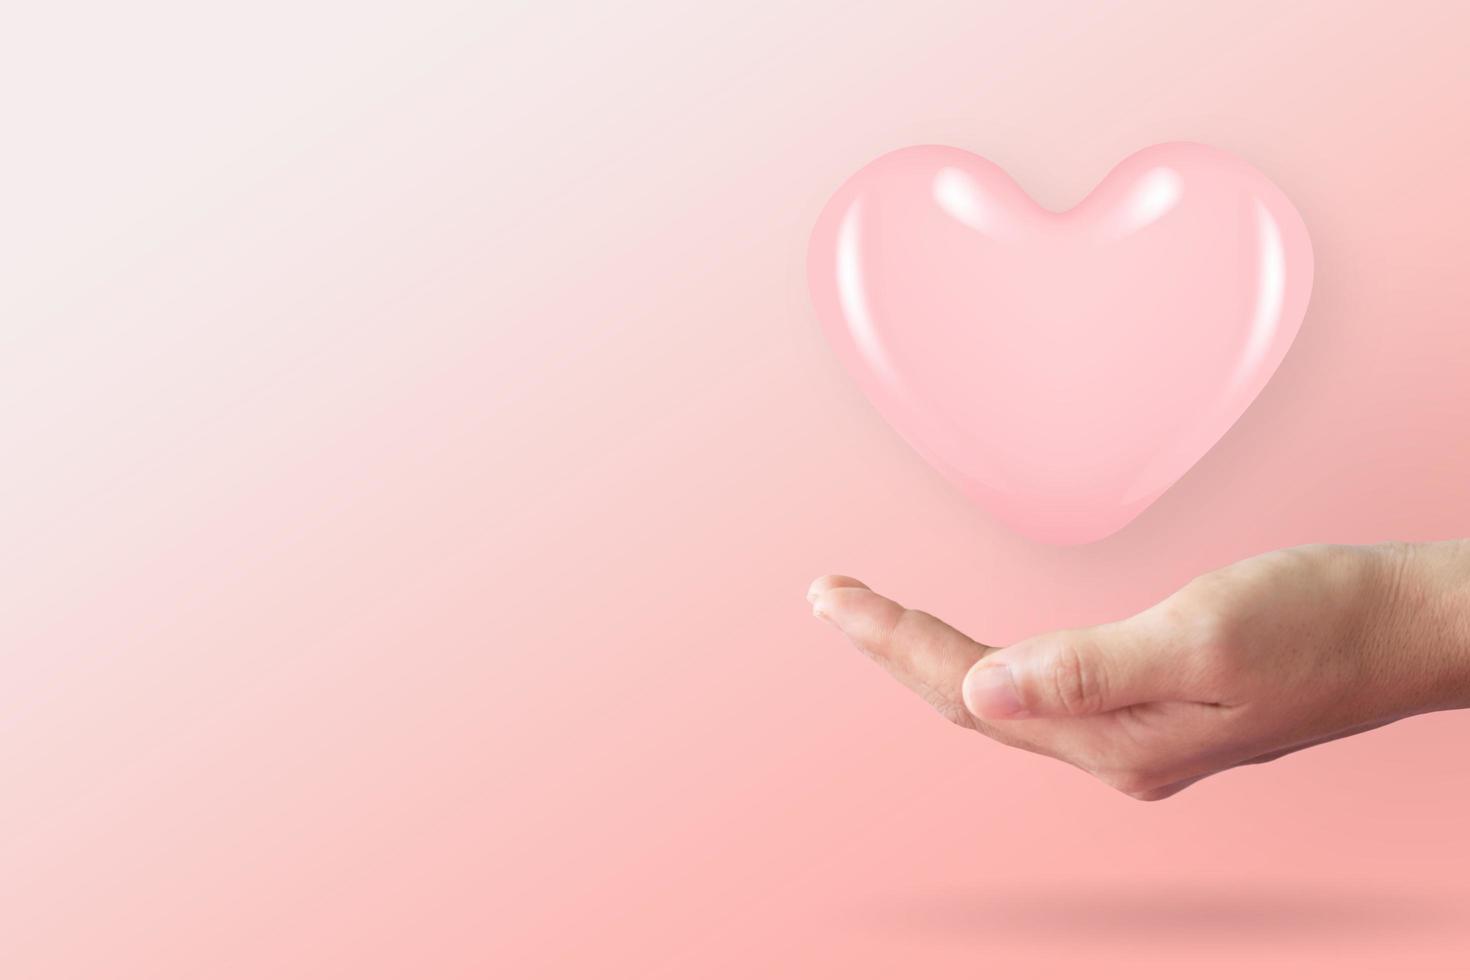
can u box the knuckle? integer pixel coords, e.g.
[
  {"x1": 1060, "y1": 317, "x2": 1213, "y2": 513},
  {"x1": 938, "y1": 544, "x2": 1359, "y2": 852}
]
[
  {"x1": 1192, "y1": 606, "x2": 1239, "y2": 657},
  {"x1": 888, "y1": 608, "x2": 938, "y2": 659},
  {"x1": 1180, "y1": 605, "x2": 1244, "y2": 690},
  {"x1": 932, "y1": 697, "x2": 976, "y2": 730},
  {"x1": 1045, "y1": 641, "x2": 1104, "y2": 715}
]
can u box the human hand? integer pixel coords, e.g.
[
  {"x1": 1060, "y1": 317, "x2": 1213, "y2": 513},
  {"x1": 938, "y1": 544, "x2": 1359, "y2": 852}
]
[{"x1": 809, "y1": 541, "x2": 1470, "y2": 800}]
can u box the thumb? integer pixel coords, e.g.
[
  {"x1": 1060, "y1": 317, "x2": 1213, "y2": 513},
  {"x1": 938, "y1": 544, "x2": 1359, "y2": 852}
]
[{"x1": 961, "y1": 625, "x2": 1178, "y2": 720}]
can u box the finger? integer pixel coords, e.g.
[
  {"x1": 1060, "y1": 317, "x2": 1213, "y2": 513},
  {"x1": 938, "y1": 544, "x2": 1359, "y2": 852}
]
[
  {"x1": 809, "y1": 578, "x2": 994, "y2": 725},
  {"x1": 806, "y1": 574, "x2": 869, "y2": 601},
  {"x1": 961, "y1": 621, "x2": 1189, "y2": 721}
]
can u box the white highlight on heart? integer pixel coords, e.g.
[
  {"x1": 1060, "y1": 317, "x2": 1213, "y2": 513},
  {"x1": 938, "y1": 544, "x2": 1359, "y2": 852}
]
[
  {"x1": 1106, "y1": 166, "x2": 1182, "y2": 237},
  {"x1": 932, "y1": 167, "x2": 1001, "y2": 235},
  {"x1": 836, "y1": 203, "x2": 895, "y2": 386},
  {"x1": 1236, "y1": 200, "x2": 1287, "y2": 389}
]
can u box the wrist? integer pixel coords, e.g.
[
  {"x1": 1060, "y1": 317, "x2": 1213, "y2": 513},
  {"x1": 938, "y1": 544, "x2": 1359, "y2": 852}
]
[{"x1": 1374, "y1": 540, "x2": 1470, "y2": 714}]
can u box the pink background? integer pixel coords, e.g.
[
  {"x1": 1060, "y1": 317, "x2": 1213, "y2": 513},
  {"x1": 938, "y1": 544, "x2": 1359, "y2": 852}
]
[{"x1": 4, "y1": 1, "x2": 1470, "y2": 976}]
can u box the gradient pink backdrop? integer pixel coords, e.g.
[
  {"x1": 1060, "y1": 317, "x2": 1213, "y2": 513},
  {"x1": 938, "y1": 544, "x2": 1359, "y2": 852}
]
[{"x1": 4, "y1": 1, "x2": 1470, "y2": 976}]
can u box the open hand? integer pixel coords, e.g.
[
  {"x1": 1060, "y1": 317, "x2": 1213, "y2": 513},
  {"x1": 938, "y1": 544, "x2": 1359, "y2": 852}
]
[{"x1": 809, "y1": 541, "x2": 1470, "y2": 800}]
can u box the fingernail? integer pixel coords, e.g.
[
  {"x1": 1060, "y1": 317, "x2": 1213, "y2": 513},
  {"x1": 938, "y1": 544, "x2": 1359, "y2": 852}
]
[{"x1": 964, "y1": 663, "x2": 1028, "y2": 719}]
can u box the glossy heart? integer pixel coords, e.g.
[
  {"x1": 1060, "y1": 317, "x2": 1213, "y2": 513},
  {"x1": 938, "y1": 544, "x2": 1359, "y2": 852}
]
[{"x1": 808, "y1": 142, "x2": 1313, "y2": 544}]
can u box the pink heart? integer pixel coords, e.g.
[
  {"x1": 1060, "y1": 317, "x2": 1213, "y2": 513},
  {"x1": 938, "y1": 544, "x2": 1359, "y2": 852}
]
[{"x1": 808, "y1": 142, "x2": 1313, "y2": 545}]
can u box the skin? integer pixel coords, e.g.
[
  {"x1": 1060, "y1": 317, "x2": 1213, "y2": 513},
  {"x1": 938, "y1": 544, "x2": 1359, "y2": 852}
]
[{"x1": 808, "y1": 540, "x2": 1470, "y2": 800}]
